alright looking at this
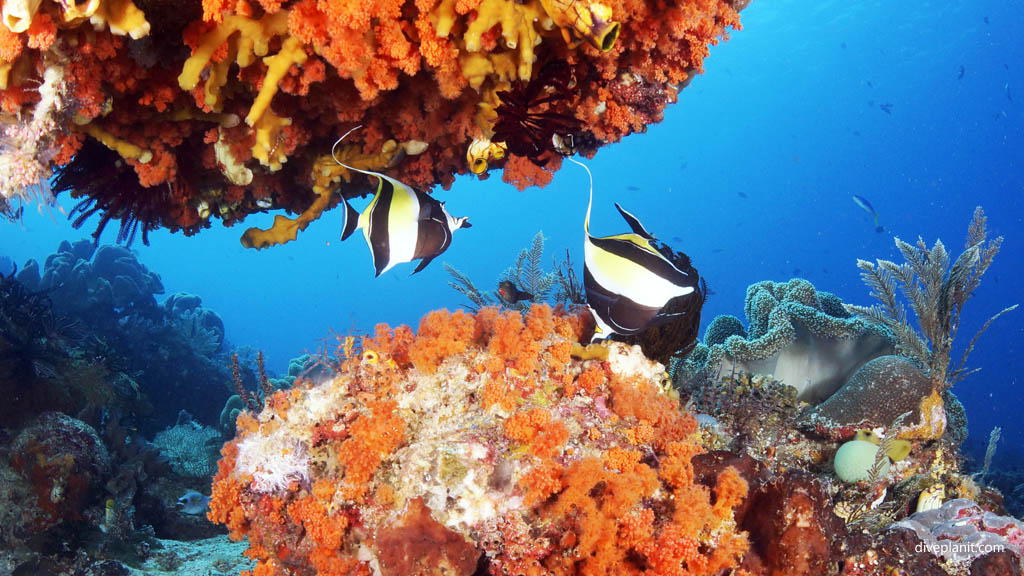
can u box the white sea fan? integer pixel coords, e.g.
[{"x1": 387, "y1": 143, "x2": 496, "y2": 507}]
[{"x1": 235, "y1": 430, "x2": 311, "y2": 493}]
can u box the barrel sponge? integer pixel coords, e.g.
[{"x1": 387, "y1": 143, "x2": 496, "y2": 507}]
[
  {"x1": 704, "y1": 315, "x2": 747, "y2": 347},
  {"x1": 708, "y1": 279, "x2": 896, "y2": 404}
]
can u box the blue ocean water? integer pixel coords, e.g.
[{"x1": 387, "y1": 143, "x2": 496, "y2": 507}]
[{"x1": 2, "y1": 0, "x2": 1021, "y2": 476}]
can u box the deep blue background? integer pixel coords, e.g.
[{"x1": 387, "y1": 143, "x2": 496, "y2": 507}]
[{"x1": 2, "y1": 0, "x2": 1021, "y2": 468}]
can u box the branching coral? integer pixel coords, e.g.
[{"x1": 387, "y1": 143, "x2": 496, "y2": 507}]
[
  {"x1": 208, "y1": 305, "x2": 749, "y2": 575},
  {"x1": 0, "y1": 0, "x2": 747, "y2": 246}
]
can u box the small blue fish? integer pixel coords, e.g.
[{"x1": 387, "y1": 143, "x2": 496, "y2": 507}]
[
  {"x1": 852, "y1": 195, "x2": 884, "y2": 233},
  {"x1": 176, "y1": 490, "x2": 211, "y2": 515}
]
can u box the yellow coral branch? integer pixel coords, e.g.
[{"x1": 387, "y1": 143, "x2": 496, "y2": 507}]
[
  {"x1": 77, "y1": 123, "x2": 153, "y2": 163},
  {"x1": 461, "y1": 0, "x2": 551, "y2": 82},
  {"x1": 93, "y1": 0, "x2": 151, "y2": 39},
  {"x1": 538, "y1": 0, "x2": 620, "y2": 52},
  {"x1": 240, "y1": 183, "x2": 331, "y2": 250},
  {"x1": 241, "y1": 142, "x2": 404, "y2": 249},
  {"x1": 178, "y1": 12, "x2": 288, "y2": 96},
  {"x1": 246, "y1": 35, "x2": 307, "y2": 127},
  {"x1": 250, "y1": 109, "x2": 290, "y2": 171}
]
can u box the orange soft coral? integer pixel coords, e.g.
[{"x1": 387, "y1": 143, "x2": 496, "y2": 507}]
[
  {"x1": 408, "y1": 309, "x2": 477, "y2": 373},
  {"x1": 1, "y1": 0, "x2": 747, "y2": 241},
  {"x1": 334, "y1": 399, "x2": 406, "y2": 501},
  {"x1": 208, "y1": 306, "x2": 748, "y2": 575}
]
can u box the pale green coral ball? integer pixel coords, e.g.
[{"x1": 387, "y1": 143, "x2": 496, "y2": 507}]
[{"x1": 834, "y1": 439, "x2": 888, "y2": 483}]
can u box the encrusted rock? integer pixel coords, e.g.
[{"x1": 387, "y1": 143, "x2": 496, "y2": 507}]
[{"x1": 802, "y1": 356, "x2": 943, "y2": 440}]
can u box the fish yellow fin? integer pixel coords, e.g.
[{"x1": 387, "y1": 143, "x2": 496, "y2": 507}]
[{"x1": 884, "y1": 439, "x2": 912, "y2": 462}]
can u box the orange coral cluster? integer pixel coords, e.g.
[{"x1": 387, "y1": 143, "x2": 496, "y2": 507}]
[
  {"x1": 208, "y1": 305, "x2": 751, "y2": 575},
  {"x1": 0, "y1": 0, "x2": 745, "y2": 243}
]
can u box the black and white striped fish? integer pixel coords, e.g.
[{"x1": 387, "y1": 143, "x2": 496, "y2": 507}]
[
  {"x1": 571, "y1": 159, "x2": 697, "y2": 341},
  {"x1": 334, "y1": 130, "x2": 471, "y2": 277}
]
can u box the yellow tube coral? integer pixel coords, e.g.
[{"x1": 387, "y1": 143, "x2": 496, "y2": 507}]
[
  {"x1": 1, "y1": 0, "x2": 40, "y2": 33},
  {"x1": 538, "y1": 0, "x2": 620, "y2": 52},
  {"x1": 56, "y1": 0, "x2": 101, "y2": 25}
]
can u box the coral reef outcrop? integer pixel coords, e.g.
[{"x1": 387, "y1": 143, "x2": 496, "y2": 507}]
[
  {"x1": 208, "y1": 305, "x2": 751, "y2": 574},
  {"x1": 9, "y1": 412, "x2": 111, "y2": 534},
  {"x1": 0, "y1": 0, "x2": 748, "y2": 247}
]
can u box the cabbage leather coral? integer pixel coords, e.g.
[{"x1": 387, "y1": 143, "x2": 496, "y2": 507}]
[
  {"x1": 0, "y1": 0, "x2": 747, "y2": 244},
  {"x1": 208, "y1": 305, "x2": 750, "y2": 575},
  {"x1": 696, "y1": 279, "x2": 895, "y2": 404}
]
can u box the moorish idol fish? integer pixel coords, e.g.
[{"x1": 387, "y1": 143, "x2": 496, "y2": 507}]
[
  {"x1": 497, "y1": 280, "x2": 533, "y2": 304},
  {"x1": 333, "y1": 127, "x2": 471, "y2": 277},
  {"x1": 852, "y1": 194, "x2": 885, "y2": 233},
  {"x1": 570, "y1": 158, "x2": 697, "y2": 341}
]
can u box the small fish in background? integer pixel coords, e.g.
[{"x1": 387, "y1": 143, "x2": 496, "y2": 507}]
[
  {"x1": 177, "y1": 490, "x2": 211, "y2": 515},
  {"x1": 852, "y1": 194, "x2": 885, "y2": 233},
  {"x1": 840, "y1": 41, "x2": 847, "y2": 50},
  {"x1": 737, "y1": 191, "x2": 749, "y2": 199},
  {"x1": 984, "y1": 15, "x2": 990, "y2": 24},
  {"x1": 879, "y1": 103, "x2": 893, "y2": 115},
  {"x1": 626, "y1": 185, "x2": 641, "y2": 191},
  {"x1": 866, "y1": 80, "x2": 874, "y2": 88},
  {"x1": 497, "y1": 280, "x2": 533, "y2": 304},
  {"x1": 958, "y1": 65, "x2": 965, "y2": 80},
  {"x1": 1006, "y1": 83, "x2": 1014, "y2": 102}
]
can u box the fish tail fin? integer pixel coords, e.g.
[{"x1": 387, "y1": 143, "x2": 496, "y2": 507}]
[
  {"x1": 341, "y1": 197, "x2": 360, "y2": 240},
  {"x1": 567, "y1": 157, "x2": 594, "y2": 236}
]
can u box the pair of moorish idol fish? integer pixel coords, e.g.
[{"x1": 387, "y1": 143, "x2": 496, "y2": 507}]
[{"x1": 335, "y1": 131, "x2": 696, "y2": 342}]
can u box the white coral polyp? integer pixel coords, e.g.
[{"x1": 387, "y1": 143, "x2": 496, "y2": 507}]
[{"x1": 235, "y1": 430, "x2": 311, "y2": 493}]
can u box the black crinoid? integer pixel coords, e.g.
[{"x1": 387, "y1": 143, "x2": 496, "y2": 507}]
[
  {"x1": 53, "y1": 139, "x2": 204, "y2": 246},
  {"x1": 492, "y1": 60, "x2": 582, "y2": 162}
]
